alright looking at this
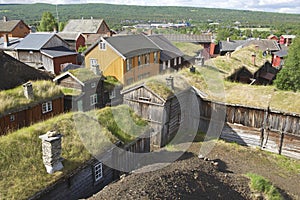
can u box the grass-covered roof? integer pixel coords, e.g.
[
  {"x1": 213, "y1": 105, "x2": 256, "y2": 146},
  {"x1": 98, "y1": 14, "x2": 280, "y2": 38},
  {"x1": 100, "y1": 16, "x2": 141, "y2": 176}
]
[
  {"x1": 0, "y1": 105, "x2": 147, "y2": 199},
  {"x1": 209, "y1": 45, "x2": 272, "y2": 77},
  {"x1": 69, "y1": 68, "x2": 101, "y2": 83},
  {"x1": 0, "y1": 80, "x2": 63, "y2": 115}
]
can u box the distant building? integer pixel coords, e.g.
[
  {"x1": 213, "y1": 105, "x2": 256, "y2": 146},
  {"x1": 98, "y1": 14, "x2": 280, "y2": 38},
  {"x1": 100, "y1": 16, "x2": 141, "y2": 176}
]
[
  {"x1": 14, "y1": 33, "x2": 78, "y2": 75},
  {"x1": 279, "y1": 35, "x2": 296, "y2": 46},
  {"x1": 0, "y1": 16, "x2": 30, "y2": 38}
]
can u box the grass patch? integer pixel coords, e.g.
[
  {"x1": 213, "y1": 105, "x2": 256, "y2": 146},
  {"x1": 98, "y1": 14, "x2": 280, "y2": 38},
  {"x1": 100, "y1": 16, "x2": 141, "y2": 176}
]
[
  {"x1": 60, "y1": 87, "x2": 81, "y2": 96},
  {"x1": 246, "y1": 173, "x2": 283, "y2": 200},
  {"x1": 0, "y1": 105, "x2": 147, "y2": 200},
  {"x1": 69, "y1": 68, "x2": 100, "y2": 82},
  {"x1": 172, "y1": 42, "x2": 202, "y2": 57},
  {"x1": 104, "y1": 76, "x2": 122, "y2": 91},
  {"x1": 0, "y1": 80, "x2": 62, "y2": 114}
]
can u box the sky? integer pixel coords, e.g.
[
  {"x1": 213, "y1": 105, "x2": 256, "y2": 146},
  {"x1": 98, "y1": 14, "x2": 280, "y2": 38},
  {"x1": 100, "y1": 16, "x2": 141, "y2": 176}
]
[{"x1": 0, "y1": 0, "x2": 300, "y2": 14}]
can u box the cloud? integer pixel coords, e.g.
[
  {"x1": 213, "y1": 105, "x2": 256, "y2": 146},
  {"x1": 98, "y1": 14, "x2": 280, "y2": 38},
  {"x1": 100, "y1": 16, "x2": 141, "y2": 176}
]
[{"x1": 0, "y1": 0, "x2": 299, "y2": 14}]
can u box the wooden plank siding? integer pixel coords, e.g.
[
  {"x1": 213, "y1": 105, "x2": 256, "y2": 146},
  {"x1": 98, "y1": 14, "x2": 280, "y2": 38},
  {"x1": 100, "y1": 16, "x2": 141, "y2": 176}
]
[
  {"x1": 0, "y1": 97, "x2": 64, "y2": 135},
  {"x1": 30, "y1": 136, "x2": 151, "y2": 200}
]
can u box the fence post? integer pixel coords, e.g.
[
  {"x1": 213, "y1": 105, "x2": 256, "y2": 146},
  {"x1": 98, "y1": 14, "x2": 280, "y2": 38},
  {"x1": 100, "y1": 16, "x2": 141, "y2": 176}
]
[{"x1": 260, "y1": 107, "x2": 269, "y2": 147}]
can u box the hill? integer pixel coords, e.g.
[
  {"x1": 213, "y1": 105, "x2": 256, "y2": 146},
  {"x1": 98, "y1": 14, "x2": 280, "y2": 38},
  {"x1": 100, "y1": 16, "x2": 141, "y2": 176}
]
[{"x1": 0, "y1": 3, "x2": 300, "y2": 30}]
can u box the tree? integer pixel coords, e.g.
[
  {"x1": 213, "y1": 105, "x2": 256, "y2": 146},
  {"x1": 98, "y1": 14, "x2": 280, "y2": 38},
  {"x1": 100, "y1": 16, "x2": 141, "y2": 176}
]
[
  {"x1": 274, "y1": 36, "x2": 300, "y2": 92},
  {"x1": 38, "y1": 12, "x2": 57, "y2": 32}
]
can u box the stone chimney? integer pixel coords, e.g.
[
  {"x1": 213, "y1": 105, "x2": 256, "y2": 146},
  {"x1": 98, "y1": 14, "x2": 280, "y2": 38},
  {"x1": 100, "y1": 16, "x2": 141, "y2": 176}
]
[
  {"x1": 91, "y1": 64, "x2": 102, "y2": 76},
  {"x1": 23, "y1": 82, "x2": 34, "y2": 99},
  {"x1": 166, "y1": 76, "x2": 174, "y2": 90},
  {"x1": 3, "y1": 34, "x2": 9, "y2": 48},
  {"x1": 39, "y1": 131, "x2": 63, "y2": 174},
  {"x1": 3, "y1": 16, "x2": 7, "y2": 22}
]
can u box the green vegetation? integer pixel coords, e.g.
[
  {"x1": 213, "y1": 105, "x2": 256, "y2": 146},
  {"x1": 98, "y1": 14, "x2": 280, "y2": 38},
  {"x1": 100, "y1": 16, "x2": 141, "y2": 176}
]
[
  {"x1": 172, "y1": 42, "x2": 202, "y2": 57},
  {"x1": 209, "y1": 45, "x2": 272, "y2": 76},
  {"x1": 69, "y1": 68, "x2": 100, "y2": 82},
  {"x1": 60, "y1": 87, "x2": 81, "y2": 96},
  {"x1": 0, "y1": 105, "x2": 147, "y2": 200},
  {"x1": 0, "y1": 80, "x2": 62, "y2": 114},
  {"x1": 275, "y1": 36, "x2": 300, "y2": 92},
  {"x1": 1, "y1": 3, "x2": 300, "y2": 33},
  {"x1": 38, "y1": 11, "x2": 57, "y2": 32},
  {"x1": 246, "y1": 173, "x2": 283, "y2": 200},
  {"x1": 104, "y1": 76, "x2": 122, "y2": 91}
]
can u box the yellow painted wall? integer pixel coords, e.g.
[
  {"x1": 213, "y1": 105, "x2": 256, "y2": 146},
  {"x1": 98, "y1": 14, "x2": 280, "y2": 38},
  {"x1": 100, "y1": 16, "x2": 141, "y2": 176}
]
[{"x1": 85, "y1": 44, "x2": 125, "y2": 83}]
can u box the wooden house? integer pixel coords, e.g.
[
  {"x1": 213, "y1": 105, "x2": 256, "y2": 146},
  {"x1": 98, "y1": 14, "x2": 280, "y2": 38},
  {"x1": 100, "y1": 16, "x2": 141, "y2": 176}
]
[
  {"x1": 228, "y1": 66, "x2": 253, "y2": 84},
  {"x1": 0, "y1": 50, "x2": 52, "y2": 90},
  {"x1": 62, "y1": 18, "x2": 112, "y2": 46},
  {"x1": 53, "y1": 68, "x2": 104, "y2": 111},
  {"x1": 0, "y1": 81, "x2": 64, "y2": 135},
  {"x1": 57, "y1": 32, "x2": 86, "y2": 51},
  {"x1": 122, "y1": 78, "x2": 206, "y2": 148},
  {"x1": 14, "y1": 33, "x2": 78, "y2": 75},
  {"x1": 279, "y1": 35, "x2": 296, "y2": 46},
  {"x1": 83, "y1": 34, "x2": 161, "y2": 85},
  {"x1": 254, "y1": 61, "x2": 278, "y2": 85},
  {"x1": 0, "y1": 16, "x2": 30, "y2": 38},
  {"x1": 272, "y1": 49, "x2": 288, "y2": 68},
  {"x1": 148, "y1": 34, "x2": 185, "y2": 71}
]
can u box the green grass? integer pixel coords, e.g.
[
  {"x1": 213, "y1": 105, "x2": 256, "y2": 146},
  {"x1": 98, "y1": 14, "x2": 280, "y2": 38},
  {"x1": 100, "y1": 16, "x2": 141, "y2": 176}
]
[
  {"x1": 69, "y1": 68, "x2": 100, "y2": 82},
  {"x1": 104, "y1": 76, "x2": 122, "y2": 91},
  {"x1": 209, "y1": 45, "x2": 272, "y2": 77},
  {"x1": 0, "y1": 80, "x2": 62, "y2": 114},
  {"x1": 60, "y1": 87, "x2": 81, "y2": 96},
  {"x1": 0, "y1": 105, "x2": 147, "y2": 200},
  {"x1": 172, "y1": 42, "x2": 203, "y2": 57},
  {"x1": 246, "y1": 173, "x2": 283, "y2": 200}
]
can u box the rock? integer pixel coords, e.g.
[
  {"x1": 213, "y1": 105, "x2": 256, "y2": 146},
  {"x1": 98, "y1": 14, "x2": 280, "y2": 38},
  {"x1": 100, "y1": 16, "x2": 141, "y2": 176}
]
[{"x1": 198, "y1": 154, "x2": 205, "y2": 159}]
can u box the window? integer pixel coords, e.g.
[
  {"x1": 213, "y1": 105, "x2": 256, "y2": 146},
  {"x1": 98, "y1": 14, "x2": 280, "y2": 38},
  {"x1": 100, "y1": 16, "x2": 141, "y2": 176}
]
[
  {"x1": 90, "y1": 94, "x2": 98, "y2": 106},
  {"x1": 154, "y1": 52, "x2": 158, "y2": 63},
  {"x1": 138, "y1": 56, "x2": 141, "y2": 66},
  {"x1": 99, "y1": 42, "x2": 106, "y2": 50},
  {"x1": 144, "y1": 54, "x2": 149, "y2": 65},
  {"x1": 178, "y1": 57, "x2": 182, "y2": 65},
  {"x1": 109, "y1": 90, "x2": 116, "y2": 99},
  {"x1": 174, "y1": 57, "x2": 177, "y2": 66},
  {"x1": 90, "y1": 58, "x2": 98, "y2": 67},
  {"x1": 10, "y1": 115, "x2": 15, "y2": 122},
  {"x1": 94, "y1": 162, "x2": 103, "y2": 182},
  {"x1": 126, "y1": 58, "x2": 132, "y2": 72},
  {"x1": 42, "y1": 101, "x2": 52, "y2": 114},
  {"x1": 91, "y1": 82, "x2": 96, "y2": 88}
]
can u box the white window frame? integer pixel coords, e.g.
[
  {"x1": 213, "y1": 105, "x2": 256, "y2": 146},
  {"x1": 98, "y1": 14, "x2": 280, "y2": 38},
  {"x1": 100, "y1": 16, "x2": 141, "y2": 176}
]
[
  {"x1": 42, "y1": 101, "x2": 53, "y2": 114},
  {"x1": 144, "y1": 54, "x2": 149, "y2": 65},
  {"x1": 10, "y1": 115, "x2": 15, "y2": 122},
  {"x1": 109, "y1": 90, "x2": 116, "y2": 99},
  {"x1": 174, "y1": 57, "x2": 177, "y2": 66},
  {"x1": 138, "y1": 56, "x2": 141, "y2": 66},
  {"x1": 98, "y1": 42, "x2": 106, "y2": 50},
  {"x1": 154, "y1": 52, "x2": 158, "y2": 63},
  {"x1": 90, "y1": 94, "x2": 98, "y2": 106},
  {"x1": 91, "y1": 82, "x2": 96, "y2": 88},
  {"x1": 126, "y1": 58, "x2": 132, "y2": 72},
  {"x1": 178, "y1": 57, "x2": 182, "y2": 65},
  {"x1": 94, "y1": 162, "x2": 103, "y2": 182},
  {"x1": 90, "y1": 58, "x2": 98, "y2": 67}
]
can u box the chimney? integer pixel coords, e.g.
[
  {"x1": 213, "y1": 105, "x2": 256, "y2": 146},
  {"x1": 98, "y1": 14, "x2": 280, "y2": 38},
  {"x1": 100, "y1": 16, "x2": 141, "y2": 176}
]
[
  {"x1": 3, "y1": 16, "x2": 7, "y2": 22},
  {"x1": 3, "y1": 34, "x2": 9, "y2": 48},
  {"x1": 39, "y1": 131, "x2": 63, "y2": 174},
  {"x1": 251, "y1": 52, "x2": 256, "y2": 66},
  {"x1": 91, "y1": 64, "x2": 102, "y2": 76},
  {"x1": 166, "y1": 76, "x2": 174, "y2": 90},
  {"x1": 23, "y1": 82, "x2": 34, "y2": 99}
]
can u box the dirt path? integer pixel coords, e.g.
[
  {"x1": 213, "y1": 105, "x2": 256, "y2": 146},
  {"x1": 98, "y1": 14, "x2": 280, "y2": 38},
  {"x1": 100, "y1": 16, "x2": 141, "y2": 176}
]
[{"x1": 89, "y1": 141, "x2": 300, "y2": 200}]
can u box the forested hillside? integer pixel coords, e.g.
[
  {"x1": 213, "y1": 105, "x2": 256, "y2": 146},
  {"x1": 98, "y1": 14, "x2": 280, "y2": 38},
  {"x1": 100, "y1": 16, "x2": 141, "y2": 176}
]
[{"x1": 0, "y1": 3, "x2": 300, "y2": 32}]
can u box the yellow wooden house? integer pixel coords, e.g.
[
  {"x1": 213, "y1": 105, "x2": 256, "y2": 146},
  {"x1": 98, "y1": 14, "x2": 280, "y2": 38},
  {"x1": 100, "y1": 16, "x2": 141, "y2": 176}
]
[{"x1": 83, "y1": 34, "x2": 161, "y2": 85}]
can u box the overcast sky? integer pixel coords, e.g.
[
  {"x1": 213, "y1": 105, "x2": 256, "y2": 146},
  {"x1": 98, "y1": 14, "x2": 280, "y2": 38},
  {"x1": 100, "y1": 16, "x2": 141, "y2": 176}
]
[{"x1": 1, "y1": 0, "x2": 300, "y2": 14}]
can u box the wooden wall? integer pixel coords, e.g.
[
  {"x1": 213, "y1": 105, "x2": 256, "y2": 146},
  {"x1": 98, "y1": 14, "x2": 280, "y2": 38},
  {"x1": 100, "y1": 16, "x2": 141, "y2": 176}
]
[
  {"x1": 0, "y1": 97, "x2": 64, "y2": 135},
  {"x1": 30, "y1": 136, "x2": 151, "y2": 200}
]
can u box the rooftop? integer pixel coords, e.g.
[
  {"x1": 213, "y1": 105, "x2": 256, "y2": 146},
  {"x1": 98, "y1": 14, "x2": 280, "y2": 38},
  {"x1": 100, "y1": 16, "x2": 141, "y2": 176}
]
[
  {"x1": 0, "y1": 105, "x2": 147, "y2": 199},
  {"x1": 41, "y1": 46, "x2": 77, "y2": 58},
  {"x1": 163, "y1": 34, "x2": 212, "y2": 43},
  {"x1": 0, "y1": 20, "x2": 22, "y2": 32},
  {"x1": 15, "y1": 33, "x2": 56, "y2": 50},
  {"x1": 0, "y1": 51, "x2": 52, "y2": 90},
  {"x1": 62, "y1": 18, "x2": 105, "y2": 33},
  {"x1": 148, "y1": 34, "x2": 184, "y2": 61},
  {"x1": 0, "y1": 80, "x2": 63, "y2": 115}
]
